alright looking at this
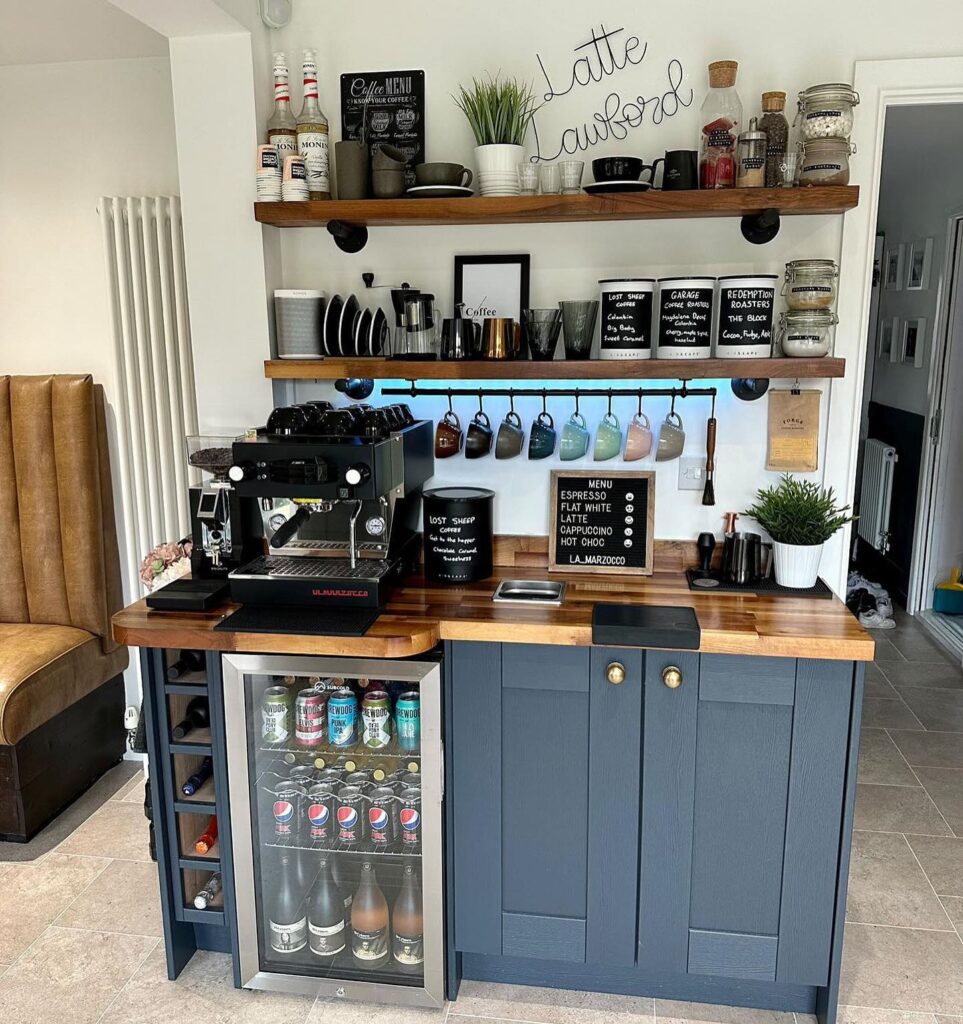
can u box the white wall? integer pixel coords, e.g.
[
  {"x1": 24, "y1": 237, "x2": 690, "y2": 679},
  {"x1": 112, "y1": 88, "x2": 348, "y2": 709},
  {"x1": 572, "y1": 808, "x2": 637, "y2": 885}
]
[
  {"x1": 872, "y1": 104, "x2": 963, "y2": 415},
  {"x1": 0, "y1": 56, "x2": 179, "y2": 700}
]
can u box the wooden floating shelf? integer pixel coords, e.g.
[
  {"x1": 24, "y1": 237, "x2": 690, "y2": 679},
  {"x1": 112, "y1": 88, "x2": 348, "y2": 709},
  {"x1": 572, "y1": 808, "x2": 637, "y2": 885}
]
[
  {"x1": 265, "y1": 357, "x2": 846, "y2": 382},
  {"x1": 254, "y1": 186, "x2": 859, "y2": 228}
]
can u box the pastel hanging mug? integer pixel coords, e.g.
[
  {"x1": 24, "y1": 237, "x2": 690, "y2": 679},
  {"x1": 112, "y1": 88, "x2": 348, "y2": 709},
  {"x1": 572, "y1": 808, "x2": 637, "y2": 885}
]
[
  {"x1": 623, "y1": 412, "x2": 653, "y2": 461},
  {"x1": 560, "y1": 412, "x2": 590, "y2": 461},
  {"x1": 655, "y1": 410, "x2": 686, "y2": 462},
  {"x1": 528, "y1": 411, "x2": 557, "y2": 460},
  {"x1": 593, "y1": 411, "x2": 623, "y2": 462}
]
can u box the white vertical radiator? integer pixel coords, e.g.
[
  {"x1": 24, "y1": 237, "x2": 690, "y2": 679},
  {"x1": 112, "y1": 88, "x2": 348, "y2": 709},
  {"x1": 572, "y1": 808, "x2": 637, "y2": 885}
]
[
  {"x1": 100, "y1": 196, "x2": 197, "y2": 597},
  {"x1": 858, "y1": 439, "x2": 898, "y2": 554}
]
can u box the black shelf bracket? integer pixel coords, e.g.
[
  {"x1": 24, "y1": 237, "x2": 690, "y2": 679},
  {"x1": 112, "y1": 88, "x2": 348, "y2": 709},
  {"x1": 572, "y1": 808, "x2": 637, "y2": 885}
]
[
  {"x1": 740, "y1": 207, "x2": 781, "y2": 244},
  {"x1": 731, "y1": 378, "x2": 771, "y2": 401},
  {"x1": 327, "y1": 219, "x2": 368, "y2": 253}
]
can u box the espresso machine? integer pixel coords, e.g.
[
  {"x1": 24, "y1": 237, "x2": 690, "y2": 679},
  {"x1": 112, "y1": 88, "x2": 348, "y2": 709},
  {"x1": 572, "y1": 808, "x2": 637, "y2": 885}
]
[{"x1": 225, "y1": 402, "x2": 433, "y2": 608}]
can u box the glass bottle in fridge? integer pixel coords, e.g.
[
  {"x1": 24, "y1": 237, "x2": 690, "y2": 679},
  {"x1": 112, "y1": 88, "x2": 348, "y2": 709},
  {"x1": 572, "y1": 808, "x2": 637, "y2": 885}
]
[{"x1": 699, "y1": 60, "x2": 743, "y2": 189}]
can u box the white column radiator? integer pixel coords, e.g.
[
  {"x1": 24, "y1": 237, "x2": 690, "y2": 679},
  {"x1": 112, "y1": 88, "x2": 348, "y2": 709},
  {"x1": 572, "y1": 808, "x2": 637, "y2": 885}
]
[
  {"x1": 858, "y1": 439, "x2": 898, "y2": 554},
  {"x1": 100, "y1": 196, "x2": 197, "y2": 597}
]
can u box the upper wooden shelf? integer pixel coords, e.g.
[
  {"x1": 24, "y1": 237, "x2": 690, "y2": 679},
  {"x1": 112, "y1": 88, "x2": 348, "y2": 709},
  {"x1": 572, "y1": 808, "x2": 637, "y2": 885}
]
[
  {"x1": 265, "y1": 357, "x2": 846, "y2": 382},
  {"x1": 253, "y1": 186, "x2": 859, "y2": 228}
]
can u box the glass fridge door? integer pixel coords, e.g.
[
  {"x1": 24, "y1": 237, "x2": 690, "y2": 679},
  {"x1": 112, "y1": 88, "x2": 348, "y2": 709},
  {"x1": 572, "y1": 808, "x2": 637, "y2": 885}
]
[{"x1": 222, "y1": 654, "x2": 444, "y2": 1007}]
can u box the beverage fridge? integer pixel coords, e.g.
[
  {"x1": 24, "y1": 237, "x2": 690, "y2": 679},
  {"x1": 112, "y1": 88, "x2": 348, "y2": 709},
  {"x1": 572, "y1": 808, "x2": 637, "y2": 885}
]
[{"x1": 221, "y1": 654, "x2": 445, "y2": 1007}]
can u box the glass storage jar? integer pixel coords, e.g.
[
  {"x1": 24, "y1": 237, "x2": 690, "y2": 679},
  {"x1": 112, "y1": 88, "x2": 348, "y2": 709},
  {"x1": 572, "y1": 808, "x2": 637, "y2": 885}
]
[
  {"x1": 782, "y1": 259, "x2": 839, "y2": 310},
  {"x1": 798, "y1": 137, "x2": 854, "y2": 186},
  {"x1": 796, "y1": 83, "x2": 859, "y2": 139},
  {"x1": 778, "y1": 309, "x2": 838, "y2": 357}
]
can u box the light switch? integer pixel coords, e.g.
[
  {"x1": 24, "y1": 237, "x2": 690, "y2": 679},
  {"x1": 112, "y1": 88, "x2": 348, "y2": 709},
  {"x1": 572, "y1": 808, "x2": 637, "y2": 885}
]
[{"x1": 678, "y1": 456, "x2": 707, "y2": 491}]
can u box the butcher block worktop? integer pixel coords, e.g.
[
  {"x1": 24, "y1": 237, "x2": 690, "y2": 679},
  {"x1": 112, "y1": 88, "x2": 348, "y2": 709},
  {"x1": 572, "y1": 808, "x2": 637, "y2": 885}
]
[{"x1": 113, "y1": 564, "x2": 874, "y2": 662}]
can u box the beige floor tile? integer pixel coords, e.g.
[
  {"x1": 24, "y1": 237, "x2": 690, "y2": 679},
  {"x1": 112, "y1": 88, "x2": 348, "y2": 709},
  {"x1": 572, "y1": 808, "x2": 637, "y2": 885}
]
[
  {"x1": 846, "y1": 831, "x2": 953, "y2": 929},
  {"x1": 0, "y1": 853, "x2": 108, "y2": 963},
  {"x1": 56, "y1": 800, "x2": 152, "y2": 862},
  {"x1": 940, "y1": 896, "x2": 963, "y2": 936},
  {"x1": 113, "y1": 771, "x2": 147, "y2": 804},
  {"x1": 311, "y1": 1000, "x2": 447, "y2": 1023},
  {"x1": 913, "y1": 767, "x2": 963, "y2": 834},
  {"x1": 835, "y1": 1009, "x2": 941, "y2": 1024},
  {"x1": 854, "y1": 784, "x2": 954, "y2": 836},
  {"x1": 654, "y1": 998, "x2": 794, "y2": 1023},
  {"x1": 839, "y1": 922, "x2": 963, "y2": 1014},
  {"x1": 101, "y1": 945, "x2": 314, "y2": 1024},
  {"x1": 907, "y1": 836, "x2": 963, "y2": 896},
  {"x1": 57, "y1": 859, "x2": 162, "y2": 937},
  {"x1": 452, "y1": 981, "x2": 654, "y2": 1024},
  {"x1": 935, "y1": 1018, "x2": 963, "y2": 1023},
  {"x1": 859, "y1": 730, "x2": 920, "y2": 787},
  {"x1": 0, "y1": 925, "x2": 155, "y2": 1024},
  {"x1": 861, "y1": 699, "x2": 925, "y2": 731}
]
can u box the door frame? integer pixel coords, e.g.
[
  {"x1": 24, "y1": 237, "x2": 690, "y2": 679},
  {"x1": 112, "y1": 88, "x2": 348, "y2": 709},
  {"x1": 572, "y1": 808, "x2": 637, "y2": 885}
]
[
  {"x1": 911, "y1": 213, "x2": 963, "y2": 612},
  {"x1": 823, "y1": 57, "x2": 963, "y2": 596}
]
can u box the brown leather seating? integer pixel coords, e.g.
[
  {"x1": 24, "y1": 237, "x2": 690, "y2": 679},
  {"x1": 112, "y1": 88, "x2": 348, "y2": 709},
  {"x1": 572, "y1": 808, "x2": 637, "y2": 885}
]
[{"x1": 0, "y1": 375, "x2": 128, "y2": 750}]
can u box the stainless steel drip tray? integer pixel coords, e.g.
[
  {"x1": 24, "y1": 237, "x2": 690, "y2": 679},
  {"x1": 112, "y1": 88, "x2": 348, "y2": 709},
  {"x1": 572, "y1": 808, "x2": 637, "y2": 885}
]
[{"x1": 492, "y1": 579, "x2": 567, "y2": 606}]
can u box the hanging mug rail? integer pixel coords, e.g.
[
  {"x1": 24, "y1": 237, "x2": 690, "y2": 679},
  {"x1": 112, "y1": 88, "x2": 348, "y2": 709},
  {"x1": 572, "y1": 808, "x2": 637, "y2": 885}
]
[{"x1": 379, "y1": 383, "x2": 718, "y2": 402}]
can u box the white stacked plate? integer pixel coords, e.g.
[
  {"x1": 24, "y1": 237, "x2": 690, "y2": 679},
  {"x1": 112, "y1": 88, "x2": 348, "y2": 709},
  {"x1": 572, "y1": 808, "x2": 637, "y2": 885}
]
[{"x1": 275, "y1": 290, "x2": 324, "y2": 359}]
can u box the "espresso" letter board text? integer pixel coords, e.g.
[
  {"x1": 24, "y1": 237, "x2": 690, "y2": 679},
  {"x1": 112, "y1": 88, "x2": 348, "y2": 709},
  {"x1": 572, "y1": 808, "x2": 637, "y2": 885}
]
[{"x1": 548, "y1": 470, "x2": 654, "y2": 576}]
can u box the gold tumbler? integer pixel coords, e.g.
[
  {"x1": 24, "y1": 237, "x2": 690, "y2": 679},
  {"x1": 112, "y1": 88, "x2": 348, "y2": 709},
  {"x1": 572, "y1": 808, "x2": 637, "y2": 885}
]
[{"x1": 481, "y1": 317, "x2": 521, "y2": 360}]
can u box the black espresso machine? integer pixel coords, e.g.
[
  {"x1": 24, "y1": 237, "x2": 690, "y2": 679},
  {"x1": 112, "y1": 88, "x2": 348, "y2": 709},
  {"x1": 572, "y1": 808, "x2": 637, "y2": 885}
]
[{"x1": 224, "y1": 402, "x2": 433, "y2": 608}]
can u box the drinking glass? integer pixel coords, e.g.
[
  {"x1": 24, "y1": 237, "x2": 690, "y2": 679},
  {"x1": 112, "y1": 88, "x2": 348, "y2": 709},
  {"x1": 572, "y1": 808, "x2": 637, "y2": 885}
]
[
  {"x1": 518, "y1": 163, "x2": 539, "y2": 195},
  {"x1": 558, "y1": 300, "x2": 599, "y2": 360},
  {"x1": 778, "y1": 151, "x2": 799, "y2": 187},
  {"x1": 538, "y1": 162, "x2": 561, "y2": 195},
  {"x1": 559, "y1": 160, "x2": 584, "y2": 194},
  {"x1": 521, "y1": 308, "x2": 563, "y2": 360}
]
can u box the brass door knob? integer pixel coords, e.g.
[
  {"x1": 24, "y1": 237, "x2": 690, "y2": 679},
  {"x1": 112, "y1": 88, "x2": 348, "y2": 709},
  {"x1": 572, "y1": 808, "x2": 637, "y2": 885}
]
[
  {"x1": 607, "y1": 662, "x2": 626, "y2": 685},
  {"x1": 662, "y1": 666, "x2": 683, "y2": 689}
]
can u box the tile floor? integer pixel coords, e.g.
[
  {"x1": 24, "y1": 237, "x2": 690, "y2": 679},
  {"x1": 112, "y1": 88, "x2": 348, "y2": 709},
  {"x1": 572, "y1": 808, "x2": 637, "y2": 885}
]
[{"x1": 1, "y1": 613, "x2": 962, "y2": 1023}]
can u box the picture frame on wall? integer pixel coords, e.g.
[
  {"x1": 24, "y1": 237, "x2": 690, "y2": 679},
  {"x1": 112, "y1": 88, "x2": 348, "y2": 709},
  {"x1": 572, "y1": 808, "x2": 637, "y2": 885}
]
[
  {"x1": 901, "y1": 317, "x2": 927, "y2": 368},
  {"x1": 906, "y1": 238, "x2": 934, "y2": 290},
  {"x1": 454, "y1": 254, "x2": 531, "y2": 325},
  {"x1": 878, "y1": 316, "x2": 899, "y2": 361},
  {"x1": 883, "y1": 244, "x2": 905, "y2": 291}
]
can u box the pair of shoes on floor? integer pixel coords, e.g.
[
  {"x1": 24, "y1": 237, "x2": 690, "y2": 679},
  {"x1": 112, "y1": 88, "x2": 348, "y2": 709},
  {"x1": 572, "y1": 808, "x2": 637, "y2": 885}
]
[{"x1": 859, "y1": 608, "x2": 897, "y2": 629}]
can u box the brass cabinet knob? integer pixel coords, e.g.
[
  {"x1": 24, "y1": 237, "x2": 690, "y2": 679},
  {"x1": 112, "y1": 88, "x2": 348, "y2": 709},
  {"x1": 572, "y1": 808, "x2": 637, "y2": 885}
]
[
  {"x1": 662, "y1": 666, "x2": 683, "y2": 689},
  {"x1": 607, "y1": 662, "x2": 626, "y2": 685}
]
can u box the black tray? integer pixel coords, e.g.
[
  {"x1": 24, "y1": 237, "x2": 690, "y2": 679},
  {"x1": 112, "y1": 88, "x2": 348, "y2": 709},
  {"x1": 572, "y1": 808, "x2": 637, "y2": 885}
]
[
  {"x1": 592, "y1": 604, "x2": 701, "y2": 649},
  {"x1": 685, "y1": 568, "x2": 832, "y2": 599},
  {"x1": 214, "y1": 603, "x2": 379, "y2": 636}
]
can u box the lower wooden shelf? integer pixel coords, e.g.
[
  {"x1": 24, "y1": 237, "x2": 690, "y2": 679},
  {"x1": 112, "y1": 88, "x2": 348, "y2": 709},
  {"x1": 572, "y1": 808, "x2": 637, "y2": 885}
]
[{"x1": 265, "y1": 357, "x2": 845, "y2": 382}]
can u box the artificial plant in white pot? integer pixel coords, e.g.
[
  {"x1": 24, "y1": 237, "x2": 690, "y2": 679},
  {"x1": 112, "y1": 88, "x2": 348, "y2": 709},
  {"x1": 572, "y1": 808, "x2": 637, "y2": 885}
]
[
  {"x1": 454, "y1": 75, "x2": 538, "y2": 196},
  {"x1": 743, "y1": 474, "x2": 855, "y2": 589}
]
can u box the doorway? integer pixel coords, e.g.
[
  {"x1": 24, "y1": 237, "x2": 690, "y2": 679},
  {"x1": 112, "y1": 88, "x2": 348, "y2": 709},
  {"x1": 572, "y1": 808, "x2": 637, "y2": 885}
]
[{"x1": 850, "y1": 102, "x2": 963, "y2": 654}]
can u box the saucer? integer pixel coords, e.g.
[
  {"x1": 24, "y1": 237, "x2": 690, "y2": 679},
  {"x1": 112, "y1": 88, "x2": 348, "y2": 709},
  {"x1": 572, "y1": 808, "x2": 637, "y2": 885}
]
[
  {"x1": 583, "y1": 181, "x2": 652, "y2": 194},
  {"x1": 406, "y1": 185, "x2": 474, "y2": 198}
]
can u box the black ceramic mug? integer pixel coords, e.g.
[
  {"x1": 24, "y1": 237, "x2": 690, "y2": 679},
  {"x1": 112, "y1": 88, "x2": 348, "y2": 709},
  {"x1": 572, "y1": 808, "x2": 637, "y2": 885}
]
[
  {"x1": 528, "y1": 411, "x2": 557, "y2": 460},
  {"x1": 662, "y1": 150, "x2": 698, "y2": 191},
  {"x1": 465, "y1": 411, "x2": 493, "y2": 459}
]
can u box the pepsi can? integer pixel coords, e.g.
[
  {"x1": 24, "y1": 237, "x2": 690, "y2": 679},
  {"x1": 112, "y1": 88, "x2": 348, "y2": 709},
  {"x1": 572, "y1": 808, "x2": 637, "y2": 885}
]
[
  {"x1": 327, "y1": 688, "x2": 358, "y2": 748},
  {"x1": 398, "y1": 786, "x2": 421, "y2": 848},
  {"x1": 367, "y1": 786, "x2": 398, "y2": 848},
  {"x1": 395, "y1": 692, "x2": 421, "y2": 752},
  {"x1": 335, "y1": 785, "x2": 366, "y2": 846},
  {"x1": 305, "y1": 781, "x2": 338, "y2": 843},
  {"x1": 271, "y1": 781, "x2": 305, "y2": 841}
]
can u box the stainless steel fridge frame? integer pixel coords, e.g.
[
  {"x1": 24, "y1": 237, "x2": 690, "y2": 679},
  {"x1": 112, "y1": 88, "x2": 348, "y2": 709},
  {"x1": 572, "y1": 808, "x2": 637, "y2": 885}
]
[{"x1": 222, "y1": 653, "x2": 445, "y2": 1008}]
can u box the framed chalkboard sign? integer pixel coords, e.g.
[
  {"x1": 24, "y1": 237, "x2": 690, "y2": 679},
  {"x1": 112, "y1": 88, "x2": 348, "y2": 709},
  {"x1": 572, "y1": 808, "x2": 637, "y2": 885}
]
[
  {"x1": 340, "y1": 70, "x2": 425, "y2": 187},
  {"x1": 548, "y1": 470, "x2": 655, "y2": 576}
]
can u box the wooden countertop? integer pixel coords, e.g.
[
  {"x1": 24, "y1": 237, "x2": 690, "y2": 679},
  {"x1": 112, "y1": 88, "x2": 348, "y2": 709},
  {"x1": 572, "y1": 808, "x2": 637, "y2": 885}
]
[{"x1": 113, "y1": 566, "x2": 874, "y2": 662}]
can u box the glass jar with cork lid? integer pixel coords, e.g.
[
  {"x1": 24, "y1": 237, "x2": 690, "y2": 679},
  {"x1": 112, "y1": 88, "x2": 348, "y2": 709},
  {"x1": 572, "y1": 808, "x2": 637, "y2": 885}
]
[
  {"x1": 759, "y1": 91, "x2": 789, "y2": 188},
  {"x1": 699, "y1": 60, "x2": 743, "y2": 189}
]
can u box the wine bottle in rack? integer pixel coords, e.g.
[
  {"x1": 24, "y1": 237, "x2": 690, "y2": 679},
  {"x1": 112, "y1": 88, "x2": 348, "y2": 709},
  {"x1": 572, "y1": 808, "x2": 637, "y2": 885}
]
[
  {"x1": 172, "y1": 697, "x2": 210, "y2": 740},
  {"x1": 193, "y1": 872, "x2": 222, "y2": 910},
  {"x1": 269, "y1": 855, "x2": 308, "y2": 954},
  {"x1": 308, "y1": 858, "x2": 346, "y2": 958},
  {"x1": 181, "y1": 757, "x2": 213, "y2": 797},
  {"x1": 351, "y1": 862, "x2": 389, "y2": 968},
  {"x1": 167, "y1": 650, "x2": 205, "y2": 681},
  {"x1": 392, "y1": 863, "x2": 425, "y2": 970},
  {"x1": 194, "y1": 815, "x2": 218, "y2": 854}
]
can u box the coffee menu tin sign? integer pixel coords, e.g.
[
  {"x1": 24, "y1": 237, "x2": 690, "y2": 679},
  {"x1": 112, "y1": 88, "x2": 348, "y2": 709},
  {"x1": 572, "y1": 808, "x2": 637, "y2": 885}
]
[
  {"x1": 548, "y1": 470, "x2": 655, "y2": 576},
  {"x1": 340, "y1": 70, "x2": 425, "y2": 187}
]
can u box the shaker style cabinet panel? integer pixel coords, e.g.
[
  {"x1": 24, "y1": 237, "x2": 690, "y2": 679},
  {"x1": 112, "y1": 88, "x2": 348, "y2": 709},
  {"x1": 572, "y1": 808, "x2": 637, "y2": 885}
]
[
  {"x1": 638, "y1": 654, "x2": 853, "y2": 986},
  {"x1": 449, "y1": 642, "x2": 642, "y2": 967}
]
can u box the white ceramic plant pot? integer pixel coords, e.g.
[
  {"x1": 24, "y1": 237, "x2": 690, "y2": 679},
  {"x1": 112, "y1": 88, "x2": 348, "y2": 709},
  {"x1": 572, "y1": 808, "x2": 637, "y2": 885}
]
[
  {"x1": 773, "y1": 541, "x2": 823, "y2": 589},
  {"x1": 475, "y1": 144, "x2": 524, "y2": 195}
]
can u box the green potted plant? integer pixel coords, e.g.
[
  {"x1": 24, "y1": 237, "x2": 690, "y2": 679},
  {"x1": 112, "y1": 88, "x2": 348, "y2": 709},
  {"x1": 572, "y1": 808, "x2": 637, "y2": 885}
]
[
  {"x1": 743, "y1": 474, "x2": 855, "y2": 588},
  {"x1": 454, "y1": 74, "x2": 538, "y2": 196}
]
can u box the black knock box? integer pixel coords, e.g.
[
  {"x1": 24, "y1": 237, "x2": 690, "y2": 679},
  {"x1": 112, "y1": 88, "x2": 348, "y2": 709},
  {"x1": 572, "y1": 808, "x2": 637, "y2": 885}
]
[{"x1": 592, "y1": 604, "x2": 701, "y2": 650}]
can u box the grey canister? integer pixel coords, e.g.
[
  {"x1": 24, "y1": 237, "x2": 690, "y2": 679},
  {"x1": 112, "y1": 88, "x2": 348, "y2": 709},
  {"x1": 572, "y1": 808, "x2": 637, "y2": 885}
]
[
  {"x1": 598, "y1": 279, "x2": 655, "y2": 359},
  {"x1": 656, "y1": 277, "x2": 715, "y2": 359},
  {"x1": 423, "y1": 487, "x2": 494, "y2": 583},
  {"x1": 274, "y1": 289, "x2": 325, "y2": 359}
]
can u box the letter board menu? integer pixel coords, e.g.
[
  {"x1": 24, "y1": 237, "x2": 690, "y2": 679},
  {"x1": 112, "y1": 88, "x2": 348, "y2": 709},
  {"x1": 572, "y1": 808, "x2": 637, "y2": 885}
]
[
  {"x1": 340, "y1": 70, "x2": 425, "y2": 188},
  {"x1": 548, "y1": 470, "x2": 655, "y2": 576}
]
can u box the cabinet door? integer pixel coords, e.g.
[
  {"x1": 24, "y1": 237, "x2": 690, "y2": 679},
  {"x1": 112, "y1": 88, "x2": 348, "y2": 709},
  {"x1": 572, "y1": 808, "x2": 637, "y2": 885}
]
[
  {"x1": 638, "y1": 654, "x2": 853, "y2": 986},
  {"x1": 450, "y1": 642, "x2": 642, "y2": 967}
]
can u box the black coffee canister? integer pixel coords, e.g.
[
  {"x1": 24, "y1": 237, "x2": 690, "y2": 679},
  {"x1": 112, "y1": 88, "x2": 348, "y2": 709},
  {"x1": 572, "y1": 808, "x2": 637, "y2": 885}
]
[{"x1": 423, "y1": 487, "x2": 494, "y2": 583}]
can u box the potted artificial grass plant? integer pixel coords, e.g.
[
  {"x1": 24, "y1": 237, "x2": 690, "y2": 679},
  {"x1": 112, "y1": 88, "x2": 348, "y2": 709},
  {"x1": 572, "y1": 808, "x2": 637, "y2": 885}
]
[
  {"x1": 743, "y1": 474, "x2": 855, "y2": 589},
  {"x1": 454, "y1": 75, "x2": 538, "y2": 196}
]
